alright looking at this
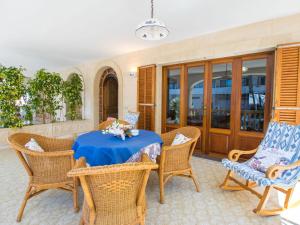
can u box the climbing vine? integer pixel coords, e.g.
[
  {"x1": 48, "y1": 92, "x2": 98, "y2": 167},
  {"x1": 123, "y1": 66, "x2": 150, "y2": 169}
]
[{"x1": 62, "y1": 73, "x2": 83, "y2": 120}]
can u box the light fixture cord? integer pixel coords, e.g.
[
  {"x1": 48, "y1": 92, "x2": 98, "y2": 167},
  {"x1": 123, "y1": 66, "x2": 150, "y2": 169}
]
[{"x1": 151, "y1": 0, "x2": 154, "y2": 18}]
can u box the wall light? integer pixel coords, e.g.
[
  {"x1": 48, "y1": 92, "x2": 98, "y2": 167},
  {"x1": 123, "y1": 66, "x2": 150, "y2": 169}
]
[{"x1": 129, "y1": 67, "x2": 137, "y2": 78}]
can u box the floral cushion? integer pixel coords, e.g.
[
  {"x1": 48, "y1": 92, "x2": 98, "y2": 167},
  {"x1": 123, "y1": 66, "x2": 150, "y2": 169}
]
[
  {"x1": 25, "y1": 138, "x2": 44, "y2": 152},
  {"x1": 171, "y1": 133, "x2": 191, "y2": 146},
  {"x1": 247, "y1": 147, "x2": 294, "y2": 173},
  {"x1": 124, "y1": 111, "x2": 140, "y2": 126}
]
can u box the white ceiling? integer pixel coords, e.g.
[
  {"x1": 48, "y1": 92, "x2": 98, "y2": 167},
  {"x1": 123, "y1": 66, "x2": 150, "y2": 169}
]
[{"x1": 1, "y1": 0, "x2": 300, "y2": 75}]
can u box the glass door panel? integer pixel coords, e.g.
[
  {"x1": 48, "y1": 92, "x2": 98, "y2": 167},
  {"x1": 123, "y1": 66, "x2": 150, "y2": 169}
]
[
  {"x1": 167, "y1": 68, "x2": 181, "y2": 124},
  {"x1": 187, "y1": 66, "x2": 205, "y2": 126},
  {"x1": 211, "y1": 63, "x2": 232, "y2": 129},
  {"x1": 240, "y1": 59, "x2": 267, "y2": 132}
]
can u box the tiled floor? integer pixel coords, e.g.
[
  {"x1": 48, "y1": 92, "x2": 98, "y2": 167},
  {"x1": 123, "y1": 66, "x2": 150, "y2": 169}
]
[{"x1": 0, "y1": 149, "x2": 299, "y2": 225}]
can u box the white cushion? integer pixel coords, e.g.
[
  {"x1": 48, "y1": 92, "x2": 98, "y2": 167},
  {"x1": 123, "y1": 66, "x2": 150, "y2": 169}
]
[
  {"x1": 171, "y1": 133, "x2": 191, "y2": 146},
  {"x1": 25, "y1": 138, "x2": 44, "y2": 152}
]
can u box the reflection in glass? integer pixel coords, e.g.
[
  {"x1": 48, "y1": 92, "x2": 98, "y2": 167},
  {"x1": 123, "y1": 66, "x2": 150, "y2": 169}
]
[
  {"x1": 167, "y1": 69, "x2": 180, "y2": 124},
  {"x1": 240, "y1": 59, "x2": 267, "y2": 132},
  {"x1": 211, "y1": 63, "x2": 232, "y2": 129},
  {"x1": 187, "y1": 66, "x2": 204, "y2": 126}
]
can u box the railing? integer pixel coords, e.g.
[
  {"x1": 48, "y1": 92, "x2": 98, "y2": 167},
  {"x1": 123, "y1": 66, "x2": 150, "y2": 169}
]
[{"x1": 241, "y1": 110, "x2": 264, "y2": 131}]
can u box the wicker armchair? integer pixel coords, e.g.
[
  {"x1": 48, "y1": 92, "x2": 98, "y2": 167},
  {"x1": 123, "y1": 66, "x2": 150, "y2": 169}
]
[
  {"x1": 7, "y1": 133, "x2": 79, "y2": 222},
  {"x1": 68, "y1": 156, "x2": 158, "y2": 225},
  {"x1": 158, "y1": 126, "x2": 201, "y2": 203},
  {"x1": 98, "y1": 119, "x2": 129, "y2": 130}
]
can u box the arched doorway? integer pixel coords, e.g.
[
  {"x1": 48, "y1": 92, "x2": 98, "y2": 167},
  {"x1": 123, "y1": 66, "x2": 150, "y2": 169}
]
[{"x1": 99, "y1": 68, "x2": 118, "y2": 122}]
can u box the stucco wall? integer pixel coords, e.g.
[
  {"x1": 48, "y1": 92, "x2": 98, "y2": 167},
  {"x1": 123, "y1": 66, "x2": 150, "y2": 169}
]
[
  {"x1": 61, "y1": 13, "x2": 300, "y2": 134},
  {"x1": 0, "y1": 120, "x2": 93, "y2": 149}
]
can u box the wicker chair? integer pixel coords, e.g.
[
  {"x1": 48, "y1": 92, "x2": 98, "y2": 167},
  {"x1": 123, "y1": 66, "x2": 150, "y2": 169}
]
[
  {"x1": 124, "y1": 111, "x2": 140, "y2": 128},
  {"x1": 68, "y1": 156, "x2": 158, "y2": 225},
  {"x1": 98, "y1": 119, "x2": 130, "y2": 130},
  {"x1": 158, "y1": 126, "x2": 201, "y2": 203},
  {"x1": 7, "y1": 133, "x2": 79, "y2": 222}
]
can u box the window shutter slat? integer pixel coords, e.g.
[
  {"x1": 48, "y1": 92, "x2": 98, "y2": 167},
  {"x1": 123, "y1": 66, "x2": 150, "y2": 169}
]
[
  {"x1": 137, "y1": 65, "x2": 156, "y2": 130},
  {"x1": 274, "y1": 45, "x2": 300, "y2": 124}
]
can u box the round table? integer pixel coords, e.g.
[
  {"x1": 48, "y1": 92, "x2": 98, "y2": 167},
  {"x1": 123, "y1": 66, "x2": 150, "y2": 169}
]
[{"x1": 72, "y1": 130, "x2": 162, "y2": 166}]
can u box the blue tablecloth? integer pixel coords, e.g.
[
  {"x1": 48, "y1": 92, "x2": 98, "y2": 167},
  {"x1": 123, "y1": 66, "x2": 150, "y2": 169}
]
[{"x1": 72, "y1": 130, "x2": 162, "y2": 166}]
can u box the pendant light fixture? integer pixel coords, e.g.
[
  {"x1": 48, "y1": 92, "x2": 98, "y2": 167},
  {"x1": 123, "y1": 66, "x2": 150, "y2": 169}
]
[{"x1": 135, "y1": 0, "x2": 169, "y2": 41}]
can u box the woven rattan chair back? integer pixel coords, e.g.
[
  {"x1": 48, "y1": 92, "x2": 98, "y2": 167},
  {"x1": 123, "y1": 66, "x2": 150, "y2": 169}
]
[
  {"x1": 162, "y1": 126, "x2": 200, "y2": 172},
  {"x1": 158, "y1": 126, "x2": 201, "y2": 203},
  {"x1": 98, "y1": 119, "x2": 130, "y2": 130},
  {"x1": 8, "y1": 133, "x2": 73, "y2": 184},
  {"x1": 7, "y1": 132, "x2": 79, "y2": 222},
  {"x1": 68, "y1": 158, "x2": 158, "y2": 225}
]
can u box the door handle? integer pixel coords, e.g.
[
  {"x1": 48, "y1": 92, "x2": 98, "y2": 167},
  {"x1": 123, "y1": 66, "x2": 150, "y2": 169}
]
[{"x1": 203, "y1": 106, "x2": 207, "y2": 116}]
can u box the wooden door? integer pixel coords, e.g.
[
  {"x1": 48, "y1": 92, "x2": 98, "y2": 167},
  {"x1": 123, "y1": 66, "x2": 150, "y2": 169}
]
[
  {"x1": 162, "y1": 65, "x2": 183, "y2": 132},
  {"x1": 185, "y1": 63, "x2": 208, "y2": 152},
  {"x1": 137, "y1": 65, "x2": 156, "y2": 130},
  {"x1": 233, "y1": 53, "x2": 274, "y2": 152},
  {"x1": 206, "y1": 60, "x2": 236, "y2": 156},
  {"x1": 274, "y1": 44, "x2": 300, "y2": 124},
  {"x1": 206, "y1": 54, "x2": 274, "y2": 156},
  {"x1": 162, "y1": 51, "x2": 274, "y2": 158},
  {"x1": 103, "y1": 77, "x2": 118, "y2": 120}
]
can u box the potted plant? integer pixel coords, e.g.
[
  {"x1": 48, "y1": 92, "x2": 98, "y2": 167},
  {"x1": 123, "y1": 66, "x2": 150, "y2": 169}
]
[{"x1": 169, "y1": 96, "x2": 179, "y2": 123}]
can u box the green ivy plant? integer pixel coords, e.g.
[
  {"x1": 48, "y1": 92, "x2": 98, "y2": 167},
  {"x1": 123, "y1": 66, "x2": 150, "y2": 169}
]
[
  {"x1": 0, "y1": 66, "x2": 26, "y2": 128},
  {"x1": 62, "y1": 73, "x2": 83, "y2": 120},
  {"x1": 28, "y1": 69, "x2": 63, "y2": 123}
]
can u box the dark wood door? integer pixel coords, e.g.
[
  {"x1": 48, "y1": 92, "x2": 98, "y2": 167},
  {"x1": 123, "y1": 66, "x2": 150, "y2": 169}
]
[
  {"x1": 103, "y1": 77, "x2": 118, "y2": 120},
  {"x1": 137, "y1": 65, "x2": 156, "y2": 131}
]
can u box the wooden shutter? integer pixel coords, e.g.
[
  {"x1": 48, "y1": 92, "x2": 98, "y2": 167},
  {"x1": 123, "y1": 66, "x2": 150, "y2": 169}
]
[
  {"x1": 137, "y1": 65, "x2": 156, "y2": 130},
  {"x1": 274, "y1": 44, "x2": 300, "y2": 124}
]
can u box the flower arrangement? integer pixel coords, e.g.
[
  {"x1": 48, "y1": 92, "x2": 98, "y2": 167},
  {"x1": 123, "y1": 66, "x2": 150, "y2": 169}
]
[{"x1": 102, "y1": 120, "x2": 133, "y2": 140}]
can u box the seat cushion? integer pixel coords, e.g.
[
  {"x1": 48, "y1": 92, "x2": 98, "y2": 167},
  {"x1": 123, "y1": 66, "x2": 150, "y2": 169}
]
[
  {"x1": 222, "y1": 158, "x2": 299, "y2": 188},
  {"x1": 25, "y1": 138, "x2": 44, "y2": 152},
  {"x1": 171, "y1": 133, "x2": 191, "y2": 146},
  {"x1": 247, "y1": 147, "x2": 294, "y2": 173}
]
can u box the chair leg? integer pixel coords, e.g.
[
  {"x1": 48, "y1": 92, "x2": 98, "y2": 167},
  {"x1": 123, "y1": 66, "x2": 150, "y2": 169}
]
[
  {"x1": 220, "y1": 170, "x2": 256, "y2": 191},
  {"x1": 284, "y1": 188, "x2": 294, "y2": 209},
  {"x1": 140, "y1": 216, "x2": 145, "y2": 225},
  {"x1": 79, "y1": 216, "x2": 84, "y2": 225},
  {"x1": 73, "y1": 178, "x2": 79, "y2": 212},
  {"x1": 159, "y1": 173, "x2": 165, "y2": 204},
  {"x1": 220, "y1": 170, "x2": 232, "y2": 189},
  {"x1": 253, "y1": 186, "x2": 271, "y2": 215},
  {"x1": 190, "y1": 169, "x2": 200, "y2": 192},
  {"x1": 17, "y1": 185, "x2": 32, "y2": 222}
]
